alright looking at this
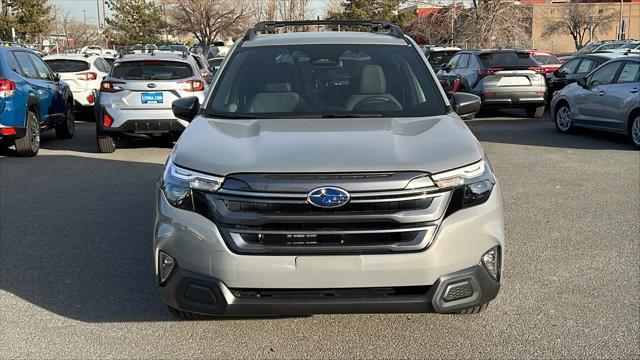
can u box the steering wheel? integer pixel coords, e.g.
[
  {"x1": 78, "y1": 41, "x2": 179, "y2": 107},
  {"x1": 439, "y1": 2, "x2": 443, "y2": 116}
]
[{"x1": 353, "y1": 97, "x2": 402, "y2": 112}]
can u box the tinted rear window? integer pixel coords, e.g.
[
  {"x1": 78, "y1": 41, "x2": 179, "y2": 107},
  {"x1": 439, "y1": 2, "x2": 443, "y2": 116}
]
[
  {"x1": 427, "y1": 51, "x2": 458, "y2": 68},
  {"x1": 111, "y1": 61, "x2": 193, "y2": 80},
  {"x1": 45, "y1": 59, "x2": 90, "y2": 72},
  {"x1": 478, "y1": 52, "x2": 538, "y2": 68}
]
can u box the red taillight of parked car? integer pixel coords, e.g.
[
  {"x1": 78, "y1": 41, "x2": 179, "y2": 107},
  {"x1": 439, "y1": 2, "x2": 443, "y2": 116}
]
[
  {"x1": 86, "y1": 93, "x2": 95, "y2": 104},
  {"x1": 76, "y1": 72, "x2": 98, "y2": 81},
  {"x1": 180, "y1": 80, "x2": 204, "y2": 92},
  {"x1": 527, "y1": 66, "x2": 545, "y2": 74},
  {"x1": 0, "y1": 79, "x2": 16, "y2": 97},
  {"x1": 103, "y1": 113, "x2": 114, "y2": 128},
  {"x1": 0, "y1": 127, "x2": 16, "y2": 135},
  {"x1": 477, "y1": 68, "x2": 504, "y2": 76},
  {"x1": 100, "y1": 80, "x2": 125, "y2": 93},
  {"x1": 451, "y1": 78, "x2": 460, "y2": 93}
]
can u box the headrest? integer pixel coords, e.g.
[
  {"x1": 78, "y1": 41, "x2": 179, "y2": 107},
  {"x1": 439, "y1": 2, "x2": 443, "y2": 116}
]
[
  {"x1": 263, "y1": 82, "x2": 293, "y2": 92},
  {"x1": 359, "y1": 65, "x2": 387, "y2": 94}
]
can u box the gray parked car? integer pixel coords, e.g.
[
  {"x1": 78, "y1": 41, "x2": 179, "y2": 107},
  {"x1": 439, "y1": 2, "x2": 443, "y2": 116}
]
[
  {"x1": 154, "y1": 20, "x2": 503, "y2": 318},
  {"x1": 96, "y1": 52, "x2": 208, "y2": 152},
  {"x1": 437, "y1": 49, "x2": 547, "y2": 117},
  {"x1": 551, "y1": 55, "x2": 640, "y2": 148}
]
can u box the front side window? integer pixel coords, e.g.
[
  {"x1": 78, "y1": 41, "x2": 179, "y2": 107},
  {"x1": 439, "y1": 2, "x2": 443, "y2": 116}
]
[
  {"x1": 29, "y1": 53, "x2": 54, "y2": 81},
  {"x1": 532, "y1": 55, "x2": 560, "y2": 65},
  {"x1": 207, "y1": 44, "x2": 446, "y2": 118},
  {"x1": 589, "y1": 62, "x2": 623, "y2": 86},
  {"x1": 576, "y1": 59, "x2": 595, "y2": 74},
  {"x1": 616, "y1": 62, "x2": 640, "y2": 83},
  {"x1": 13, "y1": 51, "x2": 39, "y2": 79},
  {"x1": 111, "y1": 61, "x2": 194, "y2": 80},
  {"x1": 560, "y1": 58, "x2": 580, "y2": 74}
]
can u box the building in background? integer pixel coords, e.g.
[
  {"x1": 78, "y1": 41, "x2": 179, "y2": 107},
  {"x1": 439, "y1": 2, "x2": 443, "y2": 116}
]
[{"x1": 526, "y1": 0, "x2": 640, "y2": 54}]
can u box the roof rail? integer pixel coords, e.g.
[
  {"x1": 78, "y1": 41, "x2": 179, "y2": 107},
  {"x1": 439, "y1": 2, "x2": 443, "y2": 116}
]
[{"x1": 243, "y1": 19, "x2": 405, "y2": 41}]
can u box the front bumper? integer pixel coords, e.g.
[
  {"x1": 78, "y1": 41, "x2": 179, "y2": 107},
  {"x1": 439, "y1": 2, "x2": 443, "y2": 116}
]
[
  {"x1": 154, "y1": 180, "x2": 505, "y2": 314},
  {"x1": 159, "y1": 264, "x2": 500, "y2": 316}
]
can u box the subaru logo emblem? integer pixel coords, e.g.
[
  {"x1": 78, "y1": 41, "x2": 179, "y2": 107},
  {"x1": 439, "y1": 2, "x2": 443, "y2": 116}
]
[
  {"x1": 307, "y1": 187, "x2": 350, "y2": 209},
  {"x1": 147, "y1": 83, "x2": 156, "y2": 89}
]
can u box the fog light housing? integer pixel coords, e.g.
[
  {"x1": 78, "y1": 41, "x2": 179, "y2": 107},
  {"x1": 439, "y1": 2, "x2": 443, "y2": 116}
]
[
  {"x1": 158, "y1": 251, "x2": 175, "y2": 284},
  {"x1": 482, "y1": 246, "x2": 500, "y2": 281}
]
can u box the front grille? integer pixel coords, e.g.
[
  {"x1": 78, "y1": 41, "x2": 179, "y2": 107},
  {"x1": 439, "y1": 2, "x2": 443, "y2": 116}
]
[
  {"x1": 224, "y1": 198, "x2": 432, "y2": 214},
  {"x1": 196, "y1": 173, "x2": 452, "y2": 255}
]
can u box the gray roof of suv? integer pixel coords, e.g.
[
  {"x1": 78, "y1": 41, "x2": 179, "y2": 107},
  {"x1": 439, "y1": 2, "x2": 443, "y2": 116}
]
[{"x1": 241, "y1": 31, "x2": 408, "y2": 47}]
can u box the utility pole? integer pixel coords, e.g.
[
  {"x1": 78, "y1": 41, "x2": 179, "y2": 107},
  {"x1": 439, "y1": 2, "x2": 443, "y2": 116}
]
[
  {"x1": 83, "y1": 10, "x2": 87, "y2": 26},
  {"x1": 618, "y1": 0, "x2": 624, "y2": 40}
]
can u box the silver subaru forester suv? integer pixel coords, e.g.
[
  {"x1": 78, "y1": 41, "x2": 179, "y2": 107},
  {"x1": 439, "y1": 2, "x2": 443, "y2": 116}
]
[
  {"x1": 96, "y1": 51, "x2": 208, "y2": 152},
  {"x1": 154, "y1": 20, "x2": 504, "y2": 318}
]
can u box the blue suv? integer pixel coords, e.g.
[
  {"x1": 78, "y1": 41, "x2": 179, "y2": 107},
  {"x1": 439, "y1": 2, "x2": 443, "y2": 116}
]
[{"x1": 0, "y1": 45, "x2": 75, "y2": 156}]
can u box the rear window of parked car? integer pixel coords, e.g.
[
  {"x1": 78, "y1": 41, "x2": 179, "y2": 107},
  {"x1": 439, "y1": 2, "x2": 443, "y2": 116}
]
[
  {"x1": 45, "y1": 59, "x2": 90, "y2": 73},
  {"x1": 532, "y1": 54, "x2": 560, "y2": 65},
  {"x1": 111, "y1": 61, "x2": 193, "y2": 80},
  {"x1": 478, "y1": 52, "x2": 538, "y2": 68}
]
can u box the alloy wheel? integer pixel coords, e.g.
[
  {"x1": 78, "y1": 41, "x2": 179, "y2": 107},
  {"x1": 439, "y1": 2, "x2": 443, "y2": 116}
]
[
  {"x1": 556, "y1": 106, "x2": 572, "y2": 131},
  {"x1": 632, "y1": 116, "x2": 640, "y2": 147}
]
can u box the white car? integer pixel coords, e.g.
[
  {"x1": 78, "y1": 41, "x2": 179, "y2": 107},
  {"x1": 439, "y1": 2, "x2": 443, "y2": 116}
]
[{"x1": 43, "y1": 54, "x2": 111, "y2": 111}]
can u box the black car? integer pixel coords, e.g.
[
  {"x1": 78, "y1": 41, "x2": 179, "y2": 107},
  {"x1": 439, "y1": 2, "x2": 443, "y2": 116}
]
[
  {"x1": 421, "y1": 46, "x2": 461, "y2": 70},
  {"x1": 546, "y1": 53, "x2": 620, "y2": 98}
]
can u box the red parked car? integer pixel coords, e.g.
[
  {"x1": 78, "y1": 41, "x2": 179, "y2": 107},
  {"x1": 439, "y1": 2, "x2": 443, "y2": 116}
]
[{"x1": 528, "y1": 50, "x2": 562, "y2": 74}]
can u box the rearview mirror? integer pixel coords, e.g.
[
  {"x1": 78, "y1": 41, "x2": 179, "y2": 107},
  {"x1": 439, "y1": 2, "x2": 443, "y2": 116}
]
[
  {"x1": 172, "y1": 97, "x2": 200, "y2": 122},
  {"x1": 577, "y1": 77, "x2": 588, "y2": 88},
  {"x1": 451, "y1": 92, "x2": 481, "y2": 120}
]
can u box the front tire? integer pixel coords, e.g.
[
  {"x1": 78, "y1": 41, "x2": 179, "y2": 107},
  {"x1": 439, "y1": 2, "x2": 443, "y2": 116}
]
[
  {"x1": 554, "y1": 102, "x2": 574, "y2": 134},
  {"x1": 14, "y1": 110, "x2": 40, "y2": 157},
  {"x1": 630, "y1": 114, "x2": 640, "y2": 150},
  {"x1": 526, "y1": 105, "x2": 545, "y2": 118},
  {"x1": 55, "y1": 102, "x2": 75, "y2": 139}
]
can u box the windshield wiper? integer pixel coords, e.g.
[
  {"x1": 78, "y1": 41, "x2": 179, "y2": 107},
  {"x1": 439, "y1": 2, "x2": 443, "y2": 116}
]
[
  {"x1": 208, "y1": 112, "x2": 265, "y2": 119},
  {"x1": 294, "y1": 113, "x2": 383, "y2": 118}
]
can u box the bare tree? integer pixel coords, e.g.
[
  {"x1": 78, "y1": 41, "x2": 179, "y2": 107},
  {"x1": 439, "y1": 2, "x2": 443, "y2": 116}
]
[
  {"x1": 459, "y1": 0, "x2": 533, "y2": 49},
  {"x1": 164, "y1": 0, "x2": 252, "y2": 56},
  {"x1": 406, "y1": 4, "x2": 464, "y2": 46},
  {"x1": 543, "y1": 1, "x2": 616, "y2": 50},
  {"x1": 54, "y1": 10, "x2": 101, "y2": 50},
  {"x1": 252, "y1": 0, "x2": 311, "y2": 23}
]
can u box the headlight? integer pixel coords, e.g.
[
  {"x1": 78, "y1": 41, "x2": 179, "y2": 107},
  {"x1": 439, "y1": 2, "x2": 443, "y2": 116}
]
[
  {"x1": 431, "y1": 159, "x2": 495, "y2": 209},
  {"x1": 161, "y1": 159, "x2": 224, "y2": 209}
]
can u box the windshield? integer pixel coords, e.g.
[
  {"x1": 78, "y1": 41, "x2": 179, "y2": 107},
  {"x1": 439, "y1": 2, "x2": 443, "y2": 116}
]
[
  {"x1": 621, "y1": 42, "x2": 640, "y2": 49},
  {"x1": 427, "y1": 51, "x2": 459, "y2": 68},
  {"x1": 207, "y1": 44, "x2": 446, "y2": 118},
  {"x1": 575, "y1": 42, "x2": 601, "y2": 55},
  {"x1": 111, "y1": 60, "x2": 193, "y2": 80},
  {"x1": 44, "y1": 59, "x2": 90, "y2": 72}
]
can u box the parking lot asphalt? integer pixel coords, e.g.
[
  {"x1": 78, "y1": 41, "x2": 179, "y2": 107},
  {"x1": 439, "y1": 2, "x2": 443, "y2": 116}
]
[{"x1": 1, "y1": 112, "x2": 638, "y2": 359}]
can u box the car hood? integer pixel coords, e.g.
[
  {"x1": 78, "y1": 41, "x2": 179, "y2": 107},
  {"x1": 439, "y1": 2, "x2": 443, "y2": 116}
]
[{"x1": 172, "y1": 115, "x2": 484, "y2": 175}]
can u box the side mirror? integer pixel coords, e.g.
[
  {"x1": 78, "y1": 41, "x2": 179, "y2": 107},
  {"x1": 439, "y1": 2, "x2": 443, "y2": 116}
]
[
  {"x1": 440, "y1": 63, "x2": 449, "y2": 72},
  {"x1": 577, "y1": 77, "x2": 588, "y2": 88},
  {"x1": 172, "y1": 96, "x2": 200, "y2": 122},
  {"x1": 553, "y1": 69, "x2": 563, "y2": 78},
  {"x1": 451, "y1": 92, "x2": 481, "y2": 120},
  {"x1": 53, "y1": 73, "x2": 60, "y2": 82}
]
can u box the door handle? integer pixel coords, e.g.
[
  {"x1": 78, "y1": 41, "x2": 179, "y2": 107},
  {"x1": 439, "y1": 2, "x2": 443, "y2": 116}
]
[
  {"x1": 631, "y1": 88, "x2": 639, "y2": 93},
  {"x1": 597, "y1": 91, "x2": 605, "y2": 96}
]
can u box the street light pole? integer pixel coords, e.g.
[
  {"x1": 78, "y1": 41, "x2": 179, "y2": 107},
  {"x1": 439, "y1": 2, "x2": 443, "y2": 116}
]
[
  {"x1": 618, "y1": 0, "x2": 624, "y2": 40},
  {"x1": 83, "y1": 10, "x2": 87, "y2": 27}
]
